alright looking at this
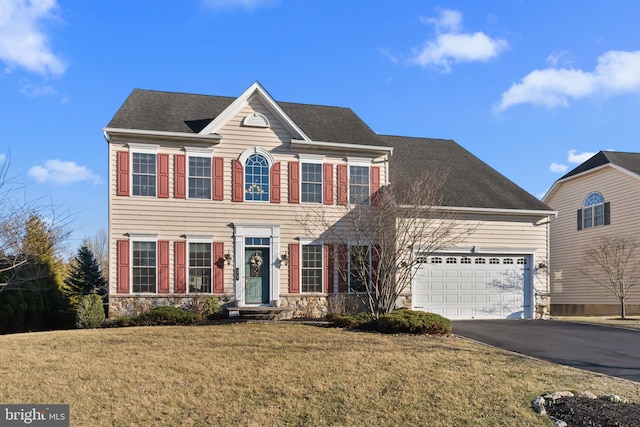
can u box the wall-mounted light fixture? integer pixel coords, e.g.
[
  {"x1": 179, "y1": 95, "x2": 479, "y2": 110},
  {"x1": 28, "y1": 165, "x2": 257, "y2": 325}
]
[
  {"x1": 280, "y1": 251, "x2": 289, "y2": 266},
  {"x1": 537, "y1": 262, "x2": 547, "y2": 270},
  {"x1": 224, "y1": 252, "x2": 233, "y2": 265}
]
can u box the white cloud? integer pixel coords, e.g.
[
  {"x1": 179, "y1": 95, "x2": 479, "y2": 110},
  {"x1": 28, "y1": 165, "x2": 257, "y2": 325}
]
[
  {"x1": 549, "y1": 162, "x2": 568, "y2": 173},
  {"x1": 0, "y1": 0, "x2": 66, "y2": 77},
  {"x1": 28, "y1": 160, "x2": 100, "y2": 185},
  {"x1": 496, "y1": 50, "x2": 640, "y2": 112},
  {"x1": 203, "y1": 0, "x2": 277, "y2": 11},
  {"x1": 546, "y1": 50, "x2": 573, "y2": 67},
  {"x1": 548, "y1": 149, "x2": 597, "y2": 175},
  {"x1": 411, "y1": 9, "x2": 508, "y2": 73},
  {"x1": 19, "y1": 82, "x2": 57, "y2": 97},
  {"x1": 567, "y1": 149, "x2": 596, "y2": 164}
]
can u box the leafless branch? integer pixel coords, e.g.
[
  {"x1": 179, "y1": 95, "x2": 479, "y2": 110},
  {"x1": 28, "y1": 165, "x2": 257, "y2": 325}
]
[
  {"x1": 296, "y1": 170, "x2": 477, "y2": 319},
  {"x1": 579, "y1": 235, "x2": 640, "y2": 319}
]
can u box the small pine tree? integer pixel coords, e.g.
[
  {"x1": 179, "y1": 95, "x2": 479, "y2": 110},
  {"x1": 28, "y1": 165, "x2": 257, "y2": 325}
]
[{"x1": 65, "y1": 245, "x2": 107, "y2": 306}]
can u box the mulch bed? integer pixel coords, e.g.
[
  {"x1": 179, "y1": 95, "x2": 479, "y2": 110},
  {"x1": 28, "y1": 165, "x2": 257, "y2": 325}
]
[{"x1": 546, "y1": 397, "x2": 640, "y2": 427}]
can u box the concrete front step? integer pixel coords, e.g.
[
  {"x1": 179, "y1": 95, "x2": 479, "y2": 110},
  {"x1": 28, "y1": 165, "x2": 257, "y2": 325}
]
[{"x1": 228, "y1": 306, "x2": 294, "y2": 321}]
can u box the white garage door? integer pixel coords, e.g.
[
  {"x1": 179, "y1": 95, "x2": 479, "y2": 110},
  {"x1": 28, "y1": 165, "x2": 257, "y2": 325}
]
[{"x1": 412, "y1": 254, "x2": 532, "y2": 319}]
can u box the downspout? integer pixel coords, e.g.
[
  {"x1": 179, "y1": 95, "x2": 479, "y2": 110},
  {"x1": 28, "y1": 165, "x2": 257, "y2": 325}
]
[{"x1": 103, "y1": 128, "x2": 113, "y2": 313}]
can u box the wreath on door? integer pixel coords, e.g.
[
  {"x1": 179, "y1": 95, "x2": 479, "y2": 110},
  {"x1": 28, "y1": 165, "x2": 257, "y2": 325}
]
[{"x1": 250, "y1": 253, "x2": 264, "y2": 276}]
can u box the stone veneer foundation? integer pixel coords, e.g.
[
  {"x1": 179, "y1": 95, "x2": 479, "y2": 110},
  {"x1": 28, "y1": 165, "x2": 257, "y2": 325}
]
[{"x1": 109, "y1": 292, "x2": 550, "y2": 319}]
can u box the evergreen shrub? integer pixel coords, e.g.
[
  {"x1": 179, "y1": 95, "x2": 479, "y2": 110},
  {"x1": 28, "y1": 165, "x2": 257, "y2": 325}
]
[
  {"x1": 75, "y1": 294, "x2": 105, "y2": 328},
  {"x1": 128, "y1": 306, "x2": 202, "y2": 326},
  {"x1": 377, "y1": 309, "x2": 451, "y2": 335}
]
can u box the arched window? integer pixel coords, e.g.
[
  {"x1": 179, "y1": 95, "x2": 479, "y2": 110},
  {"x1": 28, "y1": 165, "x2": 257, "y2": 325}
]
[
  {"x1": 245, "y1": 153, "x2": 270, "y2": 201},
  {"x1": 581, "y1": 192, "x2": 609, "y2": 229}
]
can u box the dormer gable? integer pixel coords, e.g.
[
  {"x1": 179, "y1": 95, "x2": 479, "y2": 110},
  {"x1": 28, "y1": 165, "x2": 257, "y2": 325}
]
[{"x1": 199, "y1": 82, "x2": 311, "y2": 141}]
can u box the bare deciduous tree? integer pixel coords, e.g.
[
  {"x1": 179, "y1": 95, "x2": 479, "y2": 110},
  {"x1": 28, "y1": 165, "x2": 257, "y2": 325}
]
[
  {"x1": 82, "y1": 228, "x2": 109, "y2": 281},
  {"x1": 0, "y1": 154, "x2": 71, "y2": 293},
  {"x1": 297, "y1": 170, "x2": 477, "y2": 319},
  {"x1": 579, "y1": 235, "x2": 640, "y2": 319}
]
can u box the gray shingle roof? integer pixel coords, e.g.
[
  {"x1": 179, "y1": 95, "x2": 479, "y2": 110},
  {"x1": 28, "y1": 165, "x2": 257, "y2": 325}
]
[
  {"x1": 107, "y1": 89, "x2": 383, "y2": 145},
  {"x1": 107, "y1": 88, "x2": 551, "y2": 212},
  {"x1": 560, "y1": 151, "x2": 640, "y2": 179},
  {"x1": 382, "y1": 135, "x2": 550, "y2": 210}
]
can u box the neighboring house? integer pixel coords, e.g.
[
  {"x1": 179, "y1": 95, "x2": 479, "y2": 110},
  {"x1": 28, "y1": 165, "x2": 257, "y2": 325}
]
[
  {"x1": 104, "y1": 82, "x2": 555, "y2": 320},
  {"x1": 543, "y1": 151, "x2": 640, "y2": 316}
]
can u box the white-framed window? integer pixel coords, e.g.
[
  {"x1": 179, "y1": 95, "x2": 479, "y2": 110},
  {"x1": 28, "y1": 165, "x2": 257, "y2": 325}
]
[
  {"x1": 130, "y1": 145, "x2": 158, "y2": 197},
  {"x1": 349, "y1": 165, "x2": 370, "y2": 204},
  {"x1": 186, "y1": 148, "x2": 213, "y2": 200},
  {"x1": 245, "y1": 153, "x2": 270, "y2": 201},
  {"x1": 131, "y1": 236, "x2": 158, "y2": 293},
  {"x1": 349, "y1": 244, "x2": 371, "y2": 293},
  {"x1": 347, "y1": 157, "x2": 371, "y2": 205},
  {"x1": 583, "y1": 192, "x2": 605, "y2": 229},
  {"x1": 188, "y1": 239, "x2": 212, "y2": 294},
  {"x1": 298, "y1": 154, "x2": 324, "y2": 204},
  {"x1": 301, "y1": 244, "x2": 323, "y2": 293},
  {"x1": 301, "y1": 163, "x2": 323, "y2": 203}
]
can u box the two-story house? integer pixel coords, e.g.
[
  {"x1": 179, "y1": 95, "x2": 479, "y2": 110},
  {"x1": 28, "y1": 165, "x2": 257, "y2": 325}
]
[
  {"x1": 543, "y1": 151, "x2": 640, "y2": 316},
  {"x1": 104, "y1": 82, "x2": 555, "y2": 320}
]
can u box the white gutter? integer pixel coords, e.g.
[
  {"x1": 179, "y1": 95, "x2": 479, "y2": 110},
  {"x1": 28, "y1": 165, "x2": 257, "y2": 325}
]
[
  {"x1": 103, "y1": 127, "x2": 222, "y2": 142},
  {"x1": 410, "y1": 205, "x2": 558, "y2": 218},
  {"x1": 291, "y1": 138, "x2": 394, "y2": 155}
]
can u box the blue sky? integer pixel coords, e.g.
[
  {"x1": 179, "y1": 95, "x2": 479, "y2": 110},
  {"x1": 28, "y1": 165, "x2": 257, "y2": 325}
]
[{"x1": 1, "y1": 0, "x2": 640, "y2": 253}]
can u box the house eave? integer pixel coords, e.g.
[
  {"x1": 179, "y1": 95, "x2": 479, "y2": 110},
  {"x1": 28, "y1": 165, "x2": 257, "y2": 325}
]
[
  {"x1": 103, "y1": 127, "x2": 222, "y2": 143},
  {"x1": 427, "y1": 205, "x2": 557, "y2": 218},
  {"x1": 291, "y1": 139, "x2": 394, "y2": 155},
  {"x1": 543, "y1": 163, "x2": 640, "y2": 203}
]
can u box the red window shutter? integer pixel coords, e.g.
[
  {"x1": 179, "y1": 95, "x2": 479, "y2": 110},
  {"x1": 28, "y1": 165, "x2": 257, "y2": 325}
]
[
  {"x1": 213, "y1": 157, "x2": 224, "y2": 201},
  {"x1": 370, "y1": 166, "x2": 380, "y2": 194},
  {"x1": 117, "y1": 239, "x2": 130, "y2": 293},
  {"x1": 324, "y1": 244, "x2": 332, "y2": 293},
  {"x1": 337, "y1": 164, "x2": 348, "y2": 205},
  {"x1": 213, "y1": 242, "x2": 224, "y2": 293},
  {"x1": 232, "y1": 159, "x2": 244, "y2": 202},
  {"x1": 370, "y1": 166, "x2": 381, "y2": 206},
  {"x1": 174, "y1": 154, "x2": 186, "y2": 199},
  {"x1": 323, "y1": 163, "x2": 334, "y2": 205},
  {"x1": 288, "y1": 162, "x2": 300, "y2": 204},
  {"x1": 174, "y1": 241, "x2": 186, "y2": 293},
  {"x1": 158, "y1": 154, "x2": 170, "y2": 198},
  {"x1": 158, "y1": 240, "x2": 170, "y2": 293},
  {"x1": 338, "y1": 244, "x2": 348, "y2": 293},
  {"x1": 116, "y1": 151, "x2": 130, "y2": 197},
  {"x1": 270, "y1": 162, "x2": 281, "y2": 203},
  {"x1": 289, "y1": 243, "x2": 300, "y2": 293}
]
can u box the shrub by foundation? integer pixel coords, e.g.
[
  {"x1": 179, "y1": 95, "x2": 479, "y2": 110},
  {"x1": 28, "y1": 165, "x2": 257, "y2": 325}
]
[
  {"x1": 75, "y1": 294, "x2": 105, "y2": 329},
  {"x1": 133, "y1": 306, "x2": 202, "y2": 326},
  {"x1": 326, "y1": 312, "x2": 372, "y2": 329},
  {"x1": 105, "y1": 306, "x2": 203, "y2": 327},
  {"x1": 377, "y1": 309, "x2": 451, "y2": 335}
]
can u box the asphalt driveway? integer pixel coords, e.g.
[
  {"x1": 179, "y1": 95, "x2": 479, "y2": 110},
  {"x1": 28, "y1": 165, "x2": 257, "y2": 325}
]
[{"x1": 452, "y1": 319, "x2": 640, "y2": 382}]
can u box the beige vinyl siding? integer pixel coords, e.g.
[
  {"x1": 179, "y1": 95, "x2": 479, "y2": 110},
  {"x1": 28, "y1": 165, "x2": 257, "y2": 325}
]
[
  {"x1": 546, "y1": 167, "x2": 640, "y2": 306},
  {"x1": 108, "y1": 98, "x2": 388, "y2": 296}
]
